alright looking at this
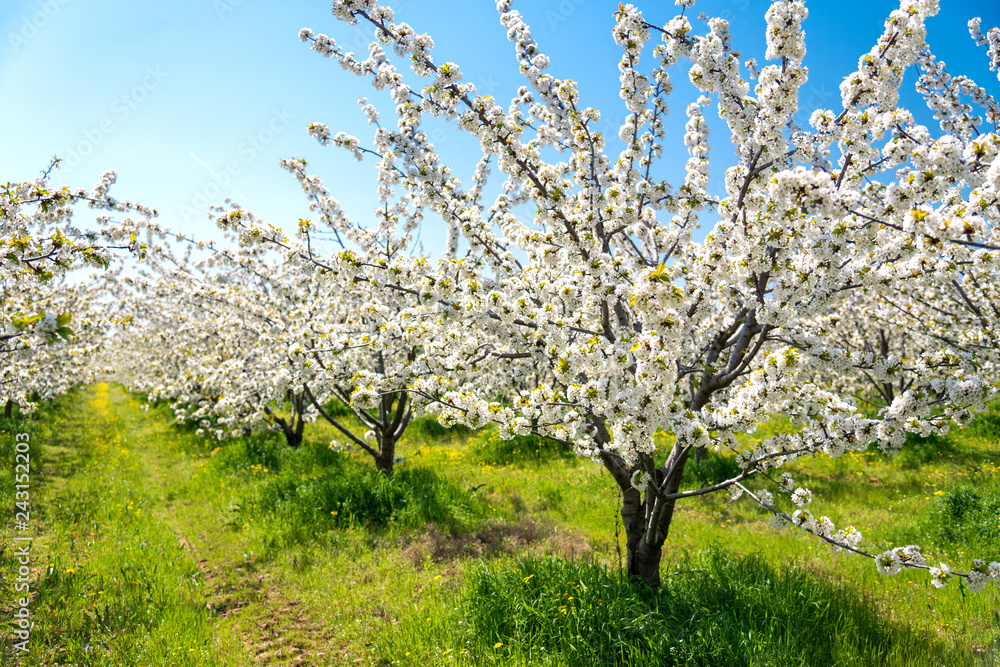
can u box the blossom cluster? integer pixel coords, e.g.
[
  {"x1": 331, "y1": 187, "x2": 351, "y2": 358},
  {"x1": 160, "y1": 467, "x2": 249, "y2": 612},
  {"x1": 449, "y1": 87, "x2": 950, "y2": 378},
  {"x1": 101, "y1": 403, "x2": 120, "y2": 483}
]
[{"x1": 1, "y1": 162, "x2": 158, "y2": 411}]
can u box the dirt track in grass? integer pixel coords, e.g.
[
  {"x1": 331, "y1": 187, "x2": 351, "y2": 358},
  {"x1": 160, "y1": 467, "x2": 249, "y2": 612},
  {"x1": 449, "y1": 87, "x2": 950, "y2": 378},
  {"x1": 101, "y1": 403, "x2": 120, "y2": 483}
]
[{"x1": 2, "y1": 384, "x2": 348, "y2": 665}]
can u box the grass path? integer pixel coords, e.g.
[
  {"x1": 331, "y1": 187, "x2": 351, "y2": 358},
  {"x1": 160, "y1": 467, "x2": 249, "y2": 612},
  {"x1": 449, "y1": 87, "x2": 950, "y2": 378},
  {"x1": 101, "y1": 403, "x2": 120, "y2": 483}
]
[{"x1": 1, "y1": 384, "x2": 346, "y2": 665}]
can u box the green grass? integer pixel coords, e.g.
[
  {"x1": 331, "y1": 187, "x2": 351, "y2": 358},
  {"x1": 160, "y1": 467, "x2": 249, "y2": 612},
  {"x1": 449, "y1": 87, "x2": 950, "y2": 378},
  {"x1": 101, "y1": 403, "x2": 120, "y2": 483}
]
[
  {"x1": 438, "y1": 549, "x2": 959, "y2": 667},
  {"x1": 232, "y1": 457, "x2": 491, "y2": 550},
  {"x1": 682, "y1": 449, "x2": 742, "y2": 489},
  {"x1": 4, "y1": 385, "x2": 999, "y2": 665},
  {"x1": 865, "y1": 431, "x2": 959, "y2": 469},
  {"x1": 0, "y1": 384, "x2": 247, "y2": 665},
  {"x1": 212, "y1": 429, "x2": 289, "y2": 473},
  {"x1": 408, "y1": 415, "x2": 474, "y2": 440},
  {"x1": 473, "y1": 430, "x2": 575, "y2": 467},
  {"x1": 968, "y1": 412, "x2": 1000, "y2": 441},
  {"x1": 924, "y1": 482, "x2": 1000, "y2": 562}
]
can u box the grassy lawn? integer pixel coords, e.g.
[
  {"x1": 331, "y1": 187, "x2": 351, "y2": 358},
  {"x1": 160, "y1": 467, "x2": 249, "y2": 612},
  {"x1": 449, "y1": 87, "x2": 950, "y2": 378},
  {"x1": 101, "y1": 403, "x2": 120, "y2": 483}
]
[{"x1": 1, "y1": 383, "x2": 998, "y2": 665}]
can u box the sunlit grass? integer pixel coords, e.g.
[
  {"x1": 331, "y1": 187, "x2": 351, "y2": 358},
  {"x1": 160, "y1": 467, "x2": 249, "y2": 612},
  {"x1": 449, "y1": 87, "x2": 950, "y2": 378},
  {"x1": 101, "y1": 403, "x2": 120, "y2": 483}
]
[
  {"x1": 386, "y1": 550, "x2": 963, "y2": 666},
  {"x1": 0, "y1": 384, "x2": 249, "y2": 665},
  {"x1": 5, "y1": 385, "x2": 999, "y2": 665}
]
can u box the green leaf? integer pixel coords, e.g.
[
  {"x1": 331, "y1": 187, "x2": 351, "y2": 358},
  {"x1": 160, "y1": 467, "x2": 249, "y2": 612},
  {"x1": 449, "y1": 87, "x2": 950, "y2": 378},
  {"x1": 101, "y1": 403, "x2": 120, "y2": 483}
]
[{"x1": 647, "y1": 261, "x2": 671, "y2": 284}]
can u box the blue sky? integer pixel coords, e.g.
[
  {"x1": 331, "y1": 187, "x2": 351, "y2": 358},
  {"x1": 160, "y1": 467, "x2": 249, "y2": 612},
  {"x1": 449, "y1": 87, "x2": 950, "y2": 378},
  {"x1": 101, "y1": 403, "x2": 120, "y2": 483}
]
[{"x1": 3, "y1": 0, "x2": 999, "y2": 255}]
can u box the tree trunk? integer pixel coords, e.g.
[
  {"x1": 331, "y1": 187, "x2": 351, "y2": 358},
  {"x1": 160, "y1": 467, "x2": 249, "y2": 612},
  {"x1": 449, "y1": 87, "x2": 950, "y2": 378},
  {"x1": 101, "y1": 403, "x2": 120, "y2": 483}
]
[
  {"x1": 373, "y1": 390, "x2": 410, "y2": 477},
  {"x1": 281, "y1": 423, "x2": 303, "y2": 448},
  {"x1": 4, "y1": 399, "x2": 12, "y2": 419},
  {"x1": 272, "y1": 412, "x2": 301, "y2": 448},
  {"x1": 302, "y1": 382, "x2": 410, "y2": 476},
  {"x1": 374, "y1": 435, "x2": 395, "y2": 476},
  {"x1": 613, "y1": 441, "x2": 693, "y2": 588},
  {"x1": 621, "y1": 487, "x2": 664, "y2": 587},
  {"x1": 277, "y1": 391, "x2": 307, "y2": 448}
]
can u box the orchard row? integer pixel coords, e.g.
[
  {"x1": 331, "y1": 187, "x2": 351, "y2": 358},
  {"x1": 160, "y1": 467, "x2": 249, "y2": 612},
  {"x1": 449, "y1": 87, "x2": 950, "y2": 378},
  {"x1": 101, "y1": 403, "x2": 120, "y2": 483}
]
[{"x1": 4, "y1": 0, "x2": 1000, "y2": 591}]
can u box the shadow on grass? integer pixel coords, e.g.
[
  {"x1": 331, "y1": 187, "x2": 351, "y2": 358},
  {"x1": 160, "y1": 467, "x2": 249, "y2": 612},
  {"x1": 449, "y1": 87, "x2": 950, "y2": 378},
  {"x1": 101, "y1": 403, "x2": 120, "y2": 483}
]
[
  {"x1": 228, "y1": 454, "x2": 491, "y2": 555},
  {"x1": 967, "y1": 412, "x2": 1000, "y2": 442},
  {"x1": 885, "y1": 478, "x2": 1000, "y2": 562},
  {"x1": 473, "y1": 431, "x2": 576, "y2": 467},
  {"x1": 407, "y1": 415, "x2": 475, "y2": 440}
]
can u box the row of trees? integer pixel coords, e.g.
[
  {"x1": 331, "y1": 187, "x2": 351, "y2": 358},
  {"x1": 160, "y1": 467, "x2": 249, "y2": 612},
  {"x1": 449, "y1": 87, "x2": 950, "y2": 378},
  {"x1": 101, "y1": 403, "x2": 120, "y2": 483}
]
[
  {"x1": 1, "y1": 161, "x2": 157, "y2": 414},
  {"x1": 10, "y1": 0, "x2": 1000, "y2": 591}
]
